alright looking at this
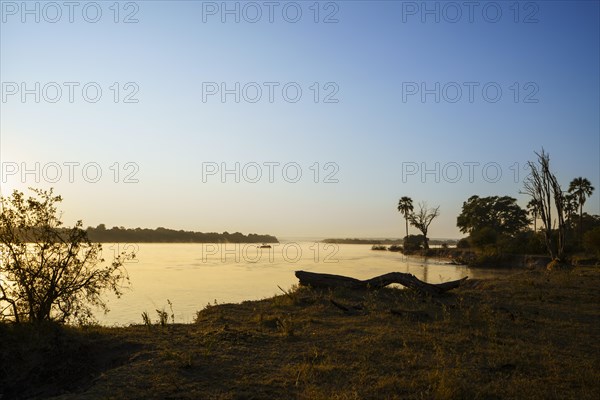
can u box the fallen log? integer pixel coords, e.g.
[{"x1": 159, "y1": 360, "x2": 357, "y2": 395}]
[{"x1": 295, "y1": 270, "x2": 467, "y2": 295}]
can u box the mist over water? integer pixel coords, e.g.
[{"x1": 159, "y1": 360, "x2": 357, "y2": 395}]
[{"x1": 97, "y1": 242, "x2": 513, "y2": 326}]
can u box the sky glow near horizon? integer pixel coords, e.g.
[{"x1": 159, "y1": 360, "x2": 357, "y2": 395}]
[{"x1": 0, "y1": 0, "x2": 599, "y2": 239}]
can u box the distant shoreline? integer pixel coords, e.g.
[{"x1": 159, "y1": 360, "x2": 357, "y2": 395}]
[
  {"x1": 322, "y1": 238, "x2": 458, "y2": 245},
  {"x1": 85, "y1": 225, "x2": 278, "y2": 244}
]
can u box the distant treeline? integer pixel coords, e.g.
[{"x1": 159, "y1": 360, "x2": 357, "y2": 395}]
[
  {"x1": 323, "y1": 238, "x2": 400, "y2": 245},
  {"x1": 86, "y1": 225, "x2": 278, "y2": 243},
  {"x1": 322, "y1": 238, "x2": 458, "y2": 245}
]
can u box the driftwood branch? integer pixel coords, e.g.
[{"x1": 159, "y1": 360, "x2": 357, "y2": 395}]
[{"x1": 295, "y1": 270, "x2": 467, "y2": 295}]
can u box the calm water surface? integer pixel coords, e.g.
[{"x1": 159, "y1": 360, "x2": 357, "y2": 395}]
[{"x1": 97, "y1": 242, "x2": 515, "y2": 326}]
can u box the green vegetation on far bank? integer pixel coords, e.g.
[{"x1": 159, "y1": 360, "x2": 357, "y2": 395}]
[
  {"x1": 323, "y1": 238, "x2": 457, "y2": 246},
  {"x1": 86, "y1": 225, "x2": 278, "y2": 243},
  {"x1": 2, "y1": 267, "x2": 599, "y2": 399},
  {"x1": 396, "y1": 150, "x2": 599, "y2": 267},
  {"x1": 371, "y1": 243, "x2": 599, "y2": 269},
  {"x1": 324, "y1": 238, "x2": 402, "y2": 245}
]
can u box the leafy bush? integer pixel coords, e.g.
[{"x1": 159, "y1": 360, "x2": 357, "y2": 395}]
[
  {"x1": 583, "y1": 227, "x2": 600, "y2": 256},
  {"x1": 403, "y1": 235, "x2": 425, "y2": 252},
  {"x1": 456, "y1": 238, "x2": 470, "y2": 249},
  {"x1": 0, "y1": 189, "x2": 134, "y2": 324},
  {"x1": 469, "y1": 227, "x2": 498, "y2": 249}
]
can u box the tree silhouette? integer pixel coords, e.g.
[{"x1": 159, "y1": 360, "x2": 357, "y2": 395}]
[
  {"x1": 397, "y1": 196, "x2": 414, "y2": 240},
  {"x1": 527, "y1": 198, "x2": 541, "y2": 232},
  {"x1": 522, "y1": 150, "x2": 566, "y2": 261},
  {"x1": 457, "y1": 195, "x2": 529, "y2": 238},
  {"x1": 568, "y1": 177, "x2": 595, "y2": 243},
  {"x1": 0, "y1": 189, "x2": 134, "y2": 323},
  {"x1": 408, "y1": 202, "x2": 440, "y2": 249},
  {"x1": 562, "y1": 193, "x2": 578, "y2": 228}
]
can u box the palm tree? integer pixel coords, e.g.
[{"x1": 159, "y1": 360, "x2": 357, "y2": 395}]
[
  {"x1": 526, "y1": 198, "x2": 541, "y2": 231},
  {"x1": 397, "y1": 196, "x2": 413, "y2": 240},
  {"x1": 568, "y1": 177, "x2": 595, "y2": 242}
]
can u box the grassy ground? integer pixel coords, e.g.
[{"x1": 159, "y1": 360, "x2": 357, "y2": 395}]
[{"x1": 2, "y1": 267, "x2": 600, "y2": 399}]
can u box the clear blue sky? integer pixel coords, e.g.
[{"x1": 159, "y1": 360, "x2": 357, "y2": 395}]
[{"x1": 1, "y1": 0, "x2": 599, "y2": 239}]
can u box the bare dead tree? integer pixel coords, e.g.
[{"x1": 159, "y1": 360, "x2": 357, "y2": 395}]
[
  {"x1": 408, "y1": 202, "x2": 440, "y2": 249},
  {"x1": 522, "y1": 150, "x2": 566, "y2": 261}
]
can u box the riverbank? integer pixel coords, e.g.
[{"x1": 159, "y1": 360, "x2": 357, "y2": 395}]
[
  {"x1": 324, "y1": 238, "x2": 457, "y2": 246},
  {"x1": 2, "y1": 267, "x2": 599, "y2": 399},
  {"x1": 399, "y1": 248, "x2": 600, "y2": 269},
  {"x1": 406, "y1": 248, "x2": 552, "y2": 268}
]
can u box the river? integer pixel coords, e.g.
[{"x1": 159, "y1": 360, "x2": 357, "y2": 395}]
[{"x1": 96, "y1": 242, "x2": 515, "y2": 326}]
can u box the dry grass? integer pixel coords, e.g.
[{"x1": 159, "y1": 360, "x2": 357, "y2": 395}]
[{"x1": 2, "y1": 268, "x2": 600, "y2": 399}]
